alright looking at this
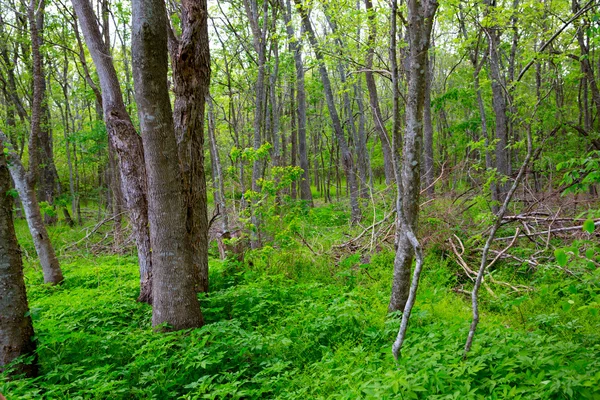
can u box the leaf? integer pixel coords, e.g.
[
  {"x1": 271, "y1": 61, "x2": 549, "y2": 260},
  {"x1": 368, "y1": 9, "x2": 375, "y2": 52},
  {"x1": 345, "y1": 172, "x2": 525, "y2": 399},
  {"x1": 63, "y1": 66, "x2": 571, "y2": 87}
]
[
  {"x1": 586, "y1": 248, "x2": 595, "y2": 259},
  {"x1": 554, "y1": 249, "x2": 568, "y2": 267},
  {"x1": 583, "y1": 219, "x2": 596, "y2": 234}
]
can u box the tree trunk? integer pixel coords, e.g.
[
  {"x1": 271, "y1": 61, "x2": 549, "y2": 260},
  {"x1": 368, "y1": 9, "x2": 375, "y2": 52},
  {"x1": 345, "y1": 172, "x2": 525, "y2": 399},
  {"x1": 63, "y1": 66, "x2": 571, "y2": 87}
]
[
  {"x1": 0, "y1": 154, "x2": 38, "y2": 378},
  {"x1": 132, "y1": 0, "x2": 203, "y2": 329},
  {"x1": 71, "y1": 0, "x2": 152, "y2": 303},
  {"x1": 243, "y1": 0, "x2": 269, "y2": 249},
  {"x1": 282, "y1": 0, "x2": 313, "y2": 205},
  {"x1": 422, "y1": 55, "x2": 435, "y2": 197},
  {"x1": 207, "y1": 95, "x2": 229, "y2": 234},
  {"x1": 0, "y1": 0, "x2": 64, "y2": 286},
  {"x1": 364, "y1": 0, "x2": 394, "y2": 186},
  {"x1": 295, "y1": 0, "x2": 361, "y2": 223},
  {"x1": 168, "y1": 0, "x2": 212, "y2": 293},
  {"x1": 389, "y1": 0, "x2": 437, "y2": 313},
  {"x1": 484, "y1": 1, "x2": 509, "y2": 204}
]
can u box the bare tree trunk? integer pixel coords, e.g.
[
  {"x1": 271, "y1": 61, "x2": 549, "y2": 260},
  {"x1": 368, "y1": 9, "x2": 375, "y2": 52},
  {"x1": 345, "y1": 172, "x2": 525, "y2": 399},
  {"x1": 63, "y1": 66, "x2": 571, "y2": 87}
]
[
  {"x1": 282, "y1": 0, "x2": 313, "y2": 205},
  {"x1": 168, "y1": 0, "x2": 211, "y2": 293},
  {"x1": 295, "y1": 0, "x2": 361, "y2": 223},
  {"x1": 484, "y1": 0, "x2": 510, "y2": 204},
  {"x1": 132, "y1": 0, "x2": 203, "y2": 329},
  {"x1": 243, "y1": 0, "x2": 269, "y2": 248},
  {"x1": 207, "y1": 95, "x2": 229, "y2": 233},
  {"x1": 0, "y1": 0, "x2": 64, "y2": 285},
  {"x1": 0, "y1": 131, "x2": 63, "y2": 285},
  {"x1": 423, "y1": 55, "x2": 435, "y2": 197},
  {"x1": 0, "y1": 154, "x2": 38, "y2": 378},
  {"x1": 71, "y1": 0, "x2": 152, "y2": 303},
  {"x1": 364, "y1": 0, "x2": 394, "y2": 186},
  {"x1": 389, "y1": 0, "x2": 436, "y2": 314}
]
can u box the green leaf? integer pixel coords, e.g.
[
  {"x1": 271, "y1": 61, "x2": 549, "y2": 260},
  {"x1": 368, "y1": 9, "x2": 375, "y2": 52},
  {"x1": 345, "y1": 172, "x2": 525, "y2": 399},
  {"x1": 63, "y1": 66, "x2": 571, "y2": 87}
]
[
  {"x1": 583, "y1": 219, "x2": 596, "y2": 234},
  {"x1": 586, "y1": 248, "x2": 595, "y2": 259},
  {"x1": 554, "y1": 249, "x2": 568, "y2": 267}
]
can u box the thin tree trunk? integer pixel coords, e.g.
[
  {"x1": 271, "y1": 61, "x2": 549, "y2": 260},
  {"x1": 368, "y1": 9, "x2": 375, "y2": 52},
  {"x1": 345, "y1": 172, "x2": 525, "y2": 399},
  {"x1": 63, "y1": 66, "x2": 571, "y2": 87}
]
[
  {"x1": 207, "y1": 95, "x2": 229, "y2": 233},
  {"x1": 0, "y1": 154, "x2": 38, "y2": 378},
  {"x1": 282, "y1": 0, "x2": 313, "y2": 205},
  {"x1": 295, "y1": 0, "x2": 361, "y2": 222},
  {"x1": 71, "y1": 0, "x2": 152, "y2": 303},
  {"x1": 132, "y1": 0, "x2": 203, "y2": 329},
  {"x1": 423, "y1": 55, "x2": 435, "y2": 197},
  {"x1": 484, "y1": 0, "x2": 510, "y2": 203},
  {"x1": 364, "y1": 0, "x2": 394, "y2": 186}
]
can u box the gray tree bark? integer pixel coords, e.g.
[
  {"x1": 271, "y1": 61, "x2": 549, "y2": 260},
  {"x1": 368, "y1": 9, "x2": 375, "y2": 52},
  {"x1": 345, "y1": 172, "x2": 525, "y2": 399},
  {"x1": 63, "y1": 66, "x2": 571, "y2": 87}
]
[
  {"x1": 388, "y1": 0, "x2": 437, "y2": 313},
  {"x1": 71, "y1": 0, "x2": 152, "y2": 303},
  {"x1": 0, "y1": 153, "x2": 37, "y2": 378},
  {"x1": 132, "y1": 0, "x2": 203, "y2": 329},
  {"x1": 168, "y1": 0, "x2": 211, "y2": 293}
]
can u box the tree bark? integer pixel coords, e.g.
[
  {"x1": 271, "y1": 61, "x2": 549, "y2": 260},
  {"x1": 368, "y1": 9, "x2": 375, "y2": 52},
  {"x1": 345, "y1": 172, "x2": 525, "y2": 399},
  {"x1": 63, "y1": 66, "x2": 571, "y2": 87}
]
[
  {"x1": 132, "y1": 0, "x2": 203, "y2": 329},
  {"x1": 0, "y1": 153, "x2": 37, "y2": 378},
  {"x1": 389, "y1": 0, "x2": 437, "y2": 313},
  {"x1": 168, "y1": 0, "x2": 211, "y2": 293},
  {"x1": 71, "y1": 0, "x2": 152, "y2": 303}
]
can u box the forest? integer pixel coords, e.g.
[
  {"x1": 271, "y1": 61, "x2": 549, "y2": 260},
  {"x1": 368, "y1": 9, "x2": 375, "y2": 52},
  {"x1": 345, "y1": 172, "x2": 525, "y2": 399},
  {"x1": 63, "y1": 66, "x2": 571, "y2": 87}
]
[{"x1": 1, "y1": 0, "x2": 600, "y2": 397}]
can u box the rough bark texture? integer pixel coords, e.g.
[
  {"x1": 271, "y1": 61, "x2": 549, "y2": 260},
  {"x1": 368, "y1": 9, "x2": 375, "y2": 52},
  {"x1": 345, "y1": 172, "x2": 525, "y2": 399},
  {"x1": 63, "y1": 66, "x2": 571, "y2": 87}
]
[
  {"x1": 168, "y1": 0, "x2": 211, "y2": 293},
  {"x1": 282, "y1": 0, "x2": 313, "y2": 205},
  {"x1": 0, "y1": 153, "x2": 38, "y2": 378},
  {"x1": 132, "y1": 0, "x2": 203, "y2": 329},
  {"x1": 389, "y1": 0, "x2": 437, "y2": 313},
  {"x1": 295, "y1": 0, "x2": 361, "y2": 223},
  {"x1": 364, "y1": 0, "x2": 394, "y2": 186},
  {"x1": 71, "y1": 0, "x2": 152, "y2": 303}
]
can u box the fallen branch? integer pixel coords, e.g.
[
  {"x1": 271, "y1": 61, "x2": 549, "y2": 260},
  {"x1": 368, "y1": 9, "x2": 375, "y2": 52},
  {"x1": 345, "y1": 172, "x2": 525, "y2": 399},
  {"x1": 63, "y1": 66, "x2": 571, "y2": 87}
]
[
  {"x1": 64, "y1": 212, "x2": 126, "y2": 251},
  {"x1": 495, "y1": 219, "x2": 600, "y2": 241}
]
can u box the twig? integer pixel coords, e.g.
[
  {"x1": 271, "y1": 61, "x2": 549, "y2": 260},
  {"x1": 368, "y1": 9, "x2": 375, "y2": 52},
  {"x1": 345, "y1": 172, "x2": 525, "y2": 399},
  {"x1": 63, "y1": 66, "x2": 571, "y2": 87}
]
[
  {"x1": 64, "y1": 212, "x2": 125, "y2": 251},
  {"x1": 495, "y1": 219, "x2": 600, "y2": 241}
]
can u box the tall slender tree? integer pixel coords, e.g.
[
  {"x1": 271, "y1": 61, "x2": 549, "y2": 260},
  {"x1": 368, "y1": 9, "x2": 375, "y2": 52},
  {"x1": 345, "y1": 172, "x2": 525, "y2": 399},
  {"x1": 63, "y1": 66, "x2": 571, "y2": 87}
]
[{"x1": 71, "y1": 0, "x2": 153, "y2": 303}]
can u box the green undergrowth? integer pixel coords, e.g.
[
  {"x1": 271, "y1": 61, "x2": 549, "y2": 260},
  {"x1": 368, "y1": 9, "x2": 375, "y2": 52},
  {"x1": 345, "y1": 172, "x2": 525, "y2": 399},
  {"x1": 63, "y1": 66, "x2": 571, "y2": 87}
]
[{"x1": 2, "y1": 206, "x2": 600, "y2": 399}]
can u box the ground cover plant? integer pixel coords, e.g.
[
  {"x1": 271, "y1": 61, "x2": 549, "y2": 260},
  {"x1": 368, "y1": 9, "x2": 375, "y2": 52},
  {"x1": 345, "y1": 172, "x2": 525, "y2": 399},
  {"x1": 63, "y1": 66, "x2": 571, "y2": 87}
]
[{"x1": 2, "y1": 197, "x2": 600, "y2": 399}]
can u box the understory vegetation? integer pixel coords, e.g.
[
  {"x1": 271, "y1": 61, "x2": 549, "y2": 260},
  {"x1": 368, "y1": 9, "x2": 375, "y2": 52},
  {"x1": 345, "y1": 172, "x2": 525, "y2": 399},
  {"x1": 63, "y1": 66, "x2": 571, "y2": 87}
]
[{"x1": 3, "y1": 197, "x2": 600, "y2": 399}]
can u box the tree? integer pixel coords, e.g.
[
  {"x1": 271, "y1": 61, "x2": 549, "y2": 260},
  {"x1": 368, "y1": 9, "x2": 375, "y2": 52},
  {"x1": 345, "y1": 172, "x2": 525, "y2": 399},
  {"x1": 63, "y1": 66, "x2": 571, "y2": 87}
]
[
  {"x1": 295, "y1": 0, "x2": 362, "y2": 223},
  {"x1": 0, "y1": 151, "x2": 37, "y2": 378},
  {"x1": 70, "y1": 0, "x2": 153, "y2": 303},
  {"x1": 131, "y1": 0, "x2": 204, "y2": 329},
  {"x1": 388, "y1": 0, "x2": 437, "y2": 317},
  {"x1": 281, "y1": 0, "x2": 313, "y2": 205},
  {"x1": 0, "y1": 0, "x2": 63, "y2": 285}
]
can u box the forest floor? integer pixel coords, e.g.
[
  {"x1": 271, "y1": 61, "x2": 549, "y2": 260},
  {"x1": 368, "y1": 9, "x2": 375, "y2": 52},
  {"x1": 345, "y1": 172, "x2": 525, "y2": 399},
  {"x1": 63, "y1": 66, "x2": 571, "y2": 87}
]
[{"x1": 2, "y1": 199, "x2": 600, "y2": 399}]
